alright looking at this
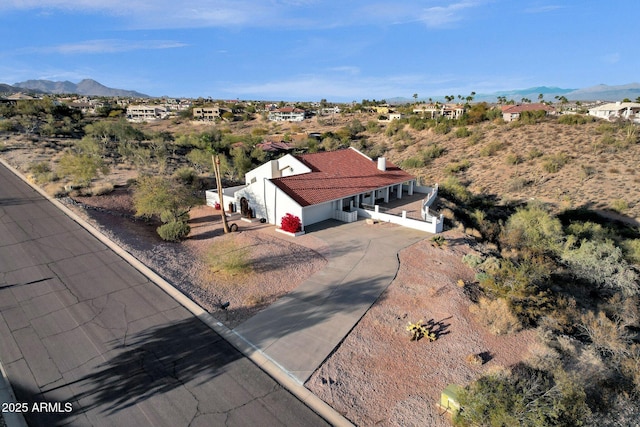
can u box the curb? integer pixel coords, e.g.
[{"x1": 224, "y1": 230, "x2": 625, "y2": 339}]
[{"x1": 0, "y1": 158, "x2": 353, "y2": 427}]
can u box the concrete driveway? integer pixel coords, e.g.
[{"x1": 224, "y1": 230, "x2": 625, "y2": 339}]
[{"x1": 234, "y1": 219, "x2": 427, "y2": 383}]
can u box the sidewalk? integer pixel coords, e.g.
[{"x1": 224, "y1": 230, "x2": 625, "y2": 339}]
[{"x1": 234, "y1": 219, "x2": 427, "y2": 383}]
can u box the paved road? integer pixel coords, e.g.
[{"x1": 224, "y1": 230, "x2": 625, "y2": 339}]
[
  {"x1": 235, "y1": 220, "x2": 426, "y2": 382},
  {"x1": 0, "y1": 163, "x2": 329, "y2": 427}
]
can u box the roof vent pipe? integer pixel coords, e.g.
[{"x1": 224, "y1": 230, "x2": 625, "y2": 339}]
[{"x1": 377, "y1": 157, "x2": 386, "y2": 171}]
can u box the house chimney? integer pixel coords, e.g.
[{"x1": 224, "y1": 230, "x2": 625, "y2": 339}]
[{"x1": 377, "y1": 157, "x2": 387, "y2": 171}]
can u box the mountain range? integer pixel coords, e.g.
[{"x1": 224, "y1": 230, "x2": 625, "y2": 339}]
[
  {"x1": 2, "y1": 79, "x2": 640, "y2": 103},
  {"x1": 7, "y1": 79, "x2": 149, "y2": 98}
]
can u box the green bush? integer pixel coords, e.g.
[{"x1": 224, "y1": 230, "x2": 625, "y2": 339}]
[
  {"x1": 562, "y1": 239, "x2": 639, "y2": 296},
  {"x1": 542, "y1": 152, "x2": 569, "y2": 173},
  {"x1": 440, "y1": 176, "x2": 472, "y2": 203},
  {"x1": 501, "y1": 202, "x2": 564, "y2": 255},
  {"x1": 401, "y1": 157, "x2": 425, "y2": 169},
  {"x1": 157, "y1": 220, "x2": 191, "y2": 242},
  {"x1": 455, "y1": 126, "x2": 471, "y2": 138},
  {"x1": 558, "y1": 114, "x2": 593, "y2": 125},
  {"x1": 455, "y1": 365, "x2": 589, "y2": 427},
  {"x1": 421, "y1": 143, "x2": 446, "y2": 160},
  {"x1": 479, "y1": 141, "x2": 503, "y2": 157},
  {"x1": 610, "y1": 199, "x2": 629, "y2": 213},
  {"x1": 433, "y1": 122, "x2": 451, "y2": 135},
  {"x1": 527, "y1": 147, "x2": 544, "y2": 159},
  {"x1": 444, "y1": 159, "x2": 471, "y2": 175}
]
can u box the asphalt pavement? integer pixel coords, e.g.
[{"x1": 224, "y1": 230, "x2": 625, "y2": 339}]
[{"x1": 0, "y1": 161, "x2": 331, "y2": 427}]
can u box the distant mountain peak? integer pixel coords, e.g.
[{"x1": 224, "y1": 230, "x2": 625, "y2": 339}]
[{"x1": 13, "y1": 79, "x2": 149, "y2": 98}]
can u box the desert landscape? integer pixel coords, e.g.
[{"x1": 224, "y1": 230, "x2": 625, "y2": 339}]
[{"x1": 1, "y1": 103, "x2": 640, "y2": 426}]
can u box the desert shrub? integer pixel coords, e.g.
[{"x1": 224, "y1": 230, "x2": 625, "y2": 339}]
[
  {"x1": 91, "y1": 182, "x2": 114, "y2": 196},
  {"x1": 527, "y1": 147, "x2": 544, "y2": 160},
  {"x1": 28, "y1": 161, "x2": 57, "y2": 184},
  {"x1": 479, "y1": 140, "x2": 503, "y2": 157},
  {"x1": 206, "y1": 239, "x2": 251, "y2": 275},
  {"x1": 562, "y1": 239, "x2": 639, "y2": 296},
  {"x1": 444, "y1": 159, "x2": 471, "y2": 175},
  {"x1": 280, "y1": 213, "x2": 301, "y2": 233},
  {"x1": 157, "y1": 220, "x2": 190, "y2": 242},
  {"x1": 610, "y1": 199, "x2": 629, "y2": 213},
  {"x1": 478, "y1": 256, "x2": 553, "y2": 300},
  {"x1": 558, "y1": 114, "x2": 592, "y2": 125},
  {"x1": 401, "y1": 156, "x2": 425, "y2": 169},
  {"x1": 440, "y1": 176, "x2": 472, "y2": 204},
  {"x1": 504, "y1": 153, "x2": 522, "y2": 165},
  {"x1": 501, "y1": 202, "x2": 564, "y2": 255},
  {"x1": 519, "y1": 110, "x2": 548, "y2": 124},
  {"x1": 174, "y1": 166, "x2": 199, "y2": 187},
  {"x1": 579, "y1": 165, "x2": 596, "y2": 180},
  {"x1": 580, "y1": 310, "x2": 631, "y2": 359},
  {"x1": 467, "y1": 132, "x2": 482, "y2": 146},
  {"x1": 455, "y1": 126, "x2": 471, "y2": 138},
  {"x1": 469, "y1": 297, "x2": 522, "y2": 335},
  {"x1": 433, "y1": 122, "x2": 451, "y2": 135},
  {"x1": 455, "y1": 365, "x2": 589, "y2": 427},
  {"x1": 565, "y1": 221, "x2": 611, "y2": 242},
  {"x1": 421, "y1": 143, "x2": 446, "y2": 160},
  {"x1": 507, "y1": 177, "x2": 530, "y2": 192},
  {"x1": 596, "y1": 122, "x2": 616, "y2": 134},
  {"x1": 622, "y1": 239, "x2": 640, "y2": 265},
  {"x1": 462, "y1": 254, "x2": 484, "y2": 268},
  {"x1": 542, "y1": 152, "x2": 569, "y2": 173},
  {"x1": 57, "y1": 152, "x2": 109, "y2": 186}
]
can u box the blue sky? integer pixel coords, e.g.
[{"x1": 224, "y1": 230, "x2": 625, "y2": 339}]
[{"x1": 1, "y1": 1, "x2": 638, "y2": 101}]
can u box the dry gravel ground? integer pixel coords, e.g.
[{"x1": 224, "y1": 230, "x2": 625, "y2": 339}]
[{"x1": 61, "y1": 191, "x2": 536, "y2": 426}]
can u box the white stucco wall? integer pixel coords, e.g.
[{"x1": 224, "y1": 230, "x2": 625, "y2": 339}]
[{"x1": 301, "y1": 201, "x2": 335, "y2": 227}]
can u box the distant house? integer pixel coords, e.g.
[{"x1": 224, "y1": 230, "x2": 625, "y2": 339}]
[
  {"x1": 588, "y1": 102, "x2": 640, "y2": 123},
  {"x1": 206, "y1": 148, "x2": 425, "y2": 230},
  {"x1": 193, "y1": 105, "x2": 225, "y2": 120},
  {"x1": 413, "y1": 103, "x2": 465, "y2": 120},
  {"x1": 501, "y1": 103, "x2": 555, "y2": 122},
  {"x1": 126, "y1": 105, "x2": 168, "y2": 122},
  {"x1": 268, "y1": 107, "x2": 307, "y2": 122}
]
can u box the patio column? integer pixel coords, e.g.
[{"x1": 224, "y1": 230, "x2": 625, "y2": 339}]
[
  {"x1": 408, "y1": 180, "x2": 414, "y2": 196},
  {"x1": 397, "y1": 184, "x2": 403, "y2": 199},
  {"x1": 355, "y1": 193, "x2": 360, "y2": 208},
  {"x1": 384, "y1": 186, "x2": 390, "y2": 203}
]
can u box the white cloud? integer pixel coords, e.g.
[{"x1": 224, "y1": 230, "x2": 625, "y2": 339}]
[
  {"x1": 2, "y1": 0, "x2": 487, "y2": 30},
  {"x1": 419, "y1": 1, "x2": 482, "y2": 28},
  {"x1": 23, "y1": 39, "x2": 187, "y2": 55}
]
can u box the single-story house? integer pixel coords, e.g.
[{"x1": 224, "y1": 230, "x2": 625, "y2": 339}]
[
  {"x1": 501, "y1": 103, "x2": 555, "y2": 122},
  {"x1": 206, "y1": 147, "x2": 425, "y2": 231},
  {"x1": 588, "y1": 102, "x2": 640, "y2": 123}
]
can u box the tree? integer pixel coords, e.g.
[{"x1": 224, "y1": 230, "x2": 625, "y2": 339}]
[
  {"x1": 500, "y1": 202, "x2": 564, "y2": 256},
  {"x1": 133, "y1": 175, "x2": 197, "y2": 241},
  {"x1": 413, "y1": 93, "x2": 418, "y2": 102},
  {"x1": 57, "y1": 153, "x2": 108, "y2": 186}
]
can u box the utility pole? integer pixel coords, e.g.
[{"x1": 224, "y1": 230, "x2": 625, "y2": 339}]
[{"x1": 212, "y1": 154, "x2": 230, "y2": 234}]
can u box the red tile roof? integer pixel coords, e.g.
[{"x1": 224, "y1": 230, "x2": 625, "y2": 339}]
[{"x1": 271, "y1": 148, "x2": 414, "y2": 207}]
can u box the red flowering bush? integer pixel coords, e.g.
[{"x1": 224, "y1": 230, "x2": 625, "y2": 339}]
[{"x1": 281, "y1": 213, "x2": 302, "y2": 233}]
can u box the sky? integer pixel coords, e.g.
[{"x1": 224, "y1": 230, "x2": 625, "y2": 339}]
[{"x1": 1, "y1": 1, "x2": 638, "y2": 102}]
